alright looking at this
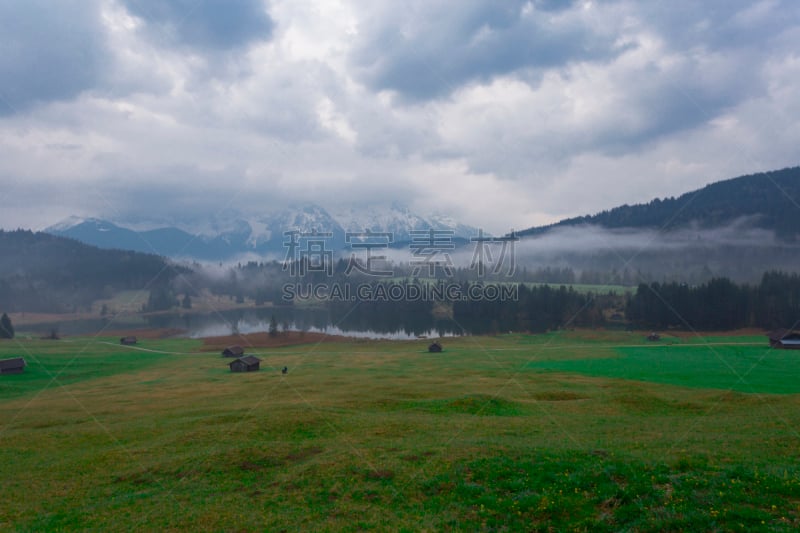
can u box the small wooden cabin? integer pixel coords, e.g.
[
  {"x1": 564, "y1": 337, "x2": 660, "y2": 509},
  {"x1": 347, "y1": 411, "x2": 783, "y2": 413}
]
[
  {"x1": 428, "y1": 341, "x2": 442, "y2": 353},
  {"x1": 0, "y1": 357, "x2": 26, "y2": 375},
  {"x1": 768, "y1": 329, "x2": 800, "y2": 349},
  {"x1": 229, "y1": 356, "x2": 261, "y2": 373},
  {"x1": 120, "y1": 336, "x2": 138, "y2": 346},
  {"x1": 222, "y1": 345, "x2": 245, "y2": 358}
]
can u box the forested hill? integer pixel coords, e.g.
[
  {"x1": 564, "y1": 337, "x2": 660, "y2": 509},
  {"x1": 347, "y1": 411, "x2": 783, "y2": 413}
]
[
  {"x1": 518, "y1": 166, "x2": 800, "y2": 239},
  {"x1": 0, "y1": 230, "x2": 188, "y2": 313}
]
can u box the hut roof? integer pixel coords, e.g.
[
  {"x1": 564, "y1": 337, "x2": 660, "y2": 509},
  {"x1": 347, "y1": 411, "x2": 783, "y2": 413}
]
[
  {"x1": 768, "y1": 329, "x2": 790, "y2": 342},
  {"x1": 768, "y1": 329, "x2": 800, "y2": 342},
  {"x1": 0, "y1": 357, "x2": 26, "y2": 372},
  {"x1": 228, "y1": 356, "x2": 261, "y2": 371}
]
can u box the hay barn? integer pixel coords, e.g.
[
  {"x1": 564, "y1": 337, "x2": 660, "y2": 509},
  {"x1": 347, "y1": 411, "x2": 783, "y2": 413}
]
[
  {"x1": 768, "y1": 329, "x2": 800, "y2": 349},
  {"x1": 229, "y1": 356, "x2": 261, "y2": 373},
  {"x1": 222, "y1": 345, "x2": 245, "y2": 358},
  {"x1": 0, "y1": 357, "x2": 26, "y2": 374}
]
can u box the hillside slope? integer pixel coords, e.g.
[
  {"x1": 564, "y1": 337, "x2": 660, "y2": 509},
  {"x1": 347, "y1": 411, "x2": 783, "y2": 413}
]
[
  {"x1": 0, "y1": 230, "x2": 186, "y2": 313},
  {"x1": 518, "y1": 167, "x2": 800, "y2": 239}
]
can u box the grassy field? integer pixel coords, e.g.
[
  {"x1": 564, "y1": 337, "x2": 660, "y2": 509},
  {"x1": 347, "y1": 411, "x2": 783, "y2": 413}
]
[{"x1": 1, "y1": 330, "x2": 799, "y2": 530}]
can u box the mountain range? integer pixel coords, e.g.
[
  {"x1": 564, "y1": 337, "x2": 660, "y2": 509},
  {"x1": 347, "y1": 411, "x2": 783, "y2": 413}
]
[
  {"x1": 45, "y1": 166, "x2": 800, "y2": 262},
  {"x1": 46, "y1": 203, "x2": 480, "y2": 261}
]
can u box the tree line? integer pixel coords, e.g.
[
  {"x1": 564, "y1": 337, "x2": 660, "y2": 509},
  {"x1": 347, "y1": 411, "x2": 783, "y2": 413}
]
[
  {"x1": 321, "y1": 279, "x2": 609, "y2": 335},
  {"x1": 518, "y1": 166, "x2": 800, "y2": 240},
  {"x1": 299, "y1": 272, "x2": 800, "y2": 334},
  {"x1": 626, "y1": 271, "x2": 800, "y2": 330}
]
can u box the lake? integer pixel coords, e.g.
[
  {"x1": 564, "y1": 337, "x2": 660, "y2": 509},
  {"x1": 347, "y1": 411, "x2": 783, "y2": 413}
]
[{"x1": 24, "y1": 307, "x2": 466, "y2": 340}]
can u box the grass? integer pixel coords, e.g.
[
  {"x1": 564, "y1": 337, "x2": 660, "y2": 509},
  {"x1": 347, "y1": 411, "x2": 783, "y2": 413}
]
[
  {"x1": 405, "y1": 394, "x2": 524, "y2": 416},
  {"x1": 421, "y1": 453, "x2": 800, "y2": 531},
  {"x1": 1, "y1": 331, "x2": 799, "y2": 530},
  {"x1": 527, "y1": 339, "x2": 797, "y2": 393},
  {"x1": 0, "y1": 337, "x2": 196, "y2": 399}
]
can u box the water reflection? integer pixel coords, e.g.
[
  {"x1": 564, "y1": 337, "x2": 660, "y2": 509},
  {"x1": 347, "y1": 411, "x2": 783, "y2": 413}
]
[{"x1": 28, "y1": 307, "x2": 466, "y2": 340}]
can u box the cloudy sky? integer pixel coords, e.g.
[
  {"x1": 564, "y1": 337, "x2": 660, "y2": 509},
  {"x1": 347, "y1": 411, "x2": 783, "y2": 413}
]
[{"x1": 1, "y1": 0, "x2": 799, "y2": 234}]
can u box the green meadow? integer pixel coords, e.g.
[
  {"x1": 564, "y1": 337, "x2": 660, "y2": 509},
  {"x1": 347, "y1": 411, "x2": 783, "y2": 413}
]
[
  {"x1": 1, "y1": 331, "x2": 800, "y2": 531},
  {"x1": 528, "y1": 339, "x2": 799, "y2": 394}
]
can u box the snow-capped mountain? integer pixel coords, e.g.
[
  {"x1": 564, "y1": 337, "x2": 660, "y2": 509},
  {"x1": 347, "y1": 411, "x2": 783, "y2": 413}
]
[
  {"x1": 45, "y1": 203, "x2": 479, "y2": 261},
  {"x1": 329, "y1": 201, "x2": 476, "y2": 243}
]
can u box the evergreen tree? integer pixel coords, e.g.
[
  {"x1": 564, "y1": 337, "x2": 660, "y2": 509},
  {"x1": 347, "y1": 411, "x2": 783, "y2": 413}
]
[
  {"x1": 144, "y1": 286, "x2": 178, "y2": 312},
  {"x1": 269, "y1": 315, "x2": 278, "y2": 337},
  {"x1": 0, "y1": 313, "x2": 14, "y2": 339}
]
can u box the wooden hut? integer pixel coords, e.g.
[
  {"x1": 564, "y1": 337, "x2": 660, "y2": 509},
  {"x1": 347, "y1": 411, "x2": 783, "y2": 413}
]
[
  {"x1": 120, "y1": 336, "x2": 138, "y2": 346},
  {"x1": 0, "y1": 357, "x2": 26, "y2": 375},
  {"x1": 428, "y1": 341, "x2": 443, "y2": 353},
  {"x1": 767, "y1": 329, "x2": 800, "y2": 349},
  {"x1": 229, "y1": 356, "x2": 261, "y2": 373},
  {"x1": 222, "y1": 345, "x2": 245, "y2": 358}
]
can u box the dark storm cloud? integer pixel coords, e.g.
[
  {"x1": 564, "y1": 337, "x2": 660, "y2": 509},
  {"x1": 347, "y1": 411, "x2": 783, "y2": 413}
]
[
  {"x1": 0, "y1": 0, "x2": 106, "y2": 114},
  {"x1": 123, "y1": 0, "x2": 274, "y2": 50},
  {"x1": 352, "y1": 0, "x2": 625, "y2": 101}
]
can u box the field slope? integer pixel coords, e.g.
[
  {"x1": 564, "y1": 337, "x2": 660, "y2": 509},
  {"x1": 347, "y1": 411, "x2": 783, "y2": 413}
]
[{"x1": 1, "y1": 331, "x2": 799, "y2": 530}]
